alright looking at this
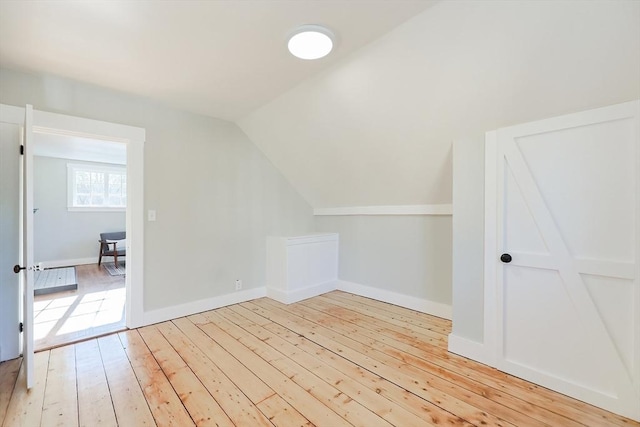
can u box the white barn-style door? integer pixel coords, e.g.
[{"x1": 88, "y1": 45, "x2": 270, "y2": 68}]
[{"x1": 485, "y1": 100, "x2": 640, "y2": 420}]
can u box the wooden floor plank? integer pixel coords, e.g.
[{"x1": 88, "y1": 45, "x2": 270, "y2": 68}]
[
  {"x1": 155, "y1": 321, "x2": 274, "y2": 427},
  {"x1": 311, "y1": 295, "x2": 448, "y2": 346},
  {"x1": 278, "y1": 298, "x2": 569, "y2": 427},
  {"x1": 118, "y1": 330, "x2": 195, "y2": 427},
  {"x1": 137, "y1": 325, "x2": 235, "y2": 427},
  {"x1": 3, "y1": 292, "x2": 638, "y2": 427},
  {"x1": 217, "y1": 306, "x2": 442, "y2": 427},
  {"x1": 40, "y1": 345, "x2": 78, "y2": 427},
  {"x1": 248, "y1": 298, "x2": 519, "y2": 427},
  {"x1": 255, "y1": 314, "x2": 473, "y2": 427},
  {"x1": 297, "y1": 297, "x2": 584, "y2": 427},
  {"x1": 255, "y1": 394, "x2": 314, "y2": 427},
  {"x1": 195, "y1": 311, "x2": 393, "y2": 427},
  {"x1": 326, "y1": 291, "x2": 451, "y2": 334},
  {"x1": 98, "y1": 334, "x2": 156, "y2": 426},
  {"x1": 184, "y1": 314, "x2": 353, "y2": 427},
  {"x1": 324, "y1": 297, "x2": 614, "y2": 427},
  {"x1": 170, "y1": 317, "x2": 275, "y2": 405},
  {"x1": 330, "y1": 290, "x2": 452, "y2": 326},
  {"x1": 315, "y1": 293, "x2": 632, "y2": 427},
  {"x1": 2, "y1": 351, "x2": 49, "y2": 427},
  {"x1": 75, "y1": 339, "x2": 117, "y2": 427},
  {"x1": 0, "y1": 358, "x2": 21, "y2": 425}
]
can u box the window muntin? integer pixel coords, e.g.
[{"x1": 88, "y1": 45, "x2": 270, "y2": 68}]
[{"x1": 67, "y1": 164, "x2": 126, "y2": 211}]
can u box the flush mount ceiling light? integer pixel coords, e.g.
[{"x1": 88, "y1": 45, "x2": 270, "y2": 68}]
[{"x1": 287, "y1": 25, "x2": 334, "y2": 60}]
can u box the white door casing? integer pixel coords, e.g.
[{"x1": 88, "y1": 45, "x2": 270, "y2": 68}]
[
  {"x1": 31, "y1": 109, "x2": 146, "y2": 329},
  {"x1": 0, "y1": 103, "x2": 145, "y2": 390},
  {"x1": 485, "y1": 100, "x2": 640, "y2": 420},
  {"x1": 22, "y1": 104, "x2": 35, "y2": 388}
]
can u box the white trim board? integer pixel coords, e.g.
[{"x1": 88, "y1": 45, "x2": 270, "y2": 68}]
[
  {"x1": 143, "y1": 280, "x2": 451, "y2": 326},
  {"x1": 336, "y1": 280, "x2": 452, "y2": 320},
  {"x1": 267, "y1": 280, "x2": 338, "y2": 305},
  {"x1": 314, "y1": 204, "x2": 452, "y2": 216},
  {"x1": 32, "y1": 109, "x2": 145, "y2": 143},
  {"x1": 143, "y1": 287, "x2": 267, "y2": 326},
  {"x1": 264, "y1": 276, "x2": 452, "y2": 319},
  {"x1": 447, "y1": 333, "x2": 493, "y2": 366}
]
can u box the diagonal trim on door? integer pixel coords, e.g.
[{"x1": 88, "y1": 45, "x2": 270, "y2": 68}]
[
  {"x1": 503, "y1": 141, "x2": 636, "y2": 397},
  {"x1": 506, "y1": 252, "x2": 635, "y2": 280}
]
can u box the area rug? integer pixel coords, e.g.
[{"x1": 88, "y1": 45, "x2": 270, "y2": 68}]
[
  {"x1": 103, "y1": 262, "x2": 126, "y2": 276},
  {"x1": 34, "y1": 267, "x2": 77, "y2": 295}
]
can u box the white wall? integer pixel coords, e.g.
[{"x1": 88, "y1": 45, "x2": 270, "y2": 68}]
[
  {"x1": 315, "y1": 215, "x2": 452, "y2": 306},
  {"x1": 0, "y1": 68, "x2": 314, "y2": 314},
  {"x1": 33, "y1": 156, "x2": 126, "y2": 265}
]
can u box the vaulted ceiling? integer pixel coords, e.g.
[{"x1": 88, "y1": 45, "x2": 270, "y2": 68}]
[
  {"x1": 1, "y1": 1, "x2": 639, "y2": 209},
  {"x1": 0, "y1": 0, "x2": 435, "y2": 121},
  {"x1": 238, "y1": 0, "x2": 640, "y2": 207}
]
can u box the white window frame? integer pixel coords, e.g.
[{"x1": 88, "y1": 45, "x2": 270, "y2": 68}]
[{"x1": 67, "y1": 163, "x2": 127, "y2": 212}]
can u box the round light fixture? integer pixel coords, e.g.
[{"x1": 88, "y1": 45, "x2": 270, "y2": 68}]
[{"x1": 287, "y1": 25, "x2": 334, "y2": 60}]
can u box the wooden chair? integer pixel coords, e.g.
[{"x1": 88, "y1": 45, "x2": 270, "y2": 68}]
[{"x1": 98, "y1": 231, "x2": 126, "y2": 268}]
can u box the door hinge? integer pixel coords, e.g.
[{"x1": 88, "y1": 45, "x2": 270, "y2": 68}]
[
  {"x1": 19, "y1": 322, "x2": 23, "y2": 333},
  {"x1": 20, "y1": 145, "x2": 24, "y2": 155}
]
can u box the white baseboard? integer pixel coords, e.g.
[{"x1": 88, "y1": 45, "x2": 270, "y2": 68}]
[
  {"x1": 267, "y1": 280, "x2": 338, "y2": 305},
  {"x1": 39, "y1": 257, "x2": 97, "y2": 269},
  {"x1": 336, "y1": 280, "x2": 452, "y2": 320},
  {"x1": 447, "y1": 333, "x2": 492, "y2": 365},
  {"x1": 143, "y1": 287, "x2": 267, "y2": 326},
  {"x1": 140, "y1": 279, "x2": 452, "y2": 331}
]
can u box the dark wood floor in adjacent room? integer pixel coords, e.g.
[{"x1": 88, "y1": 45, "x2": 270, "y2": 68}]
[{"x1": 1, "y1": 291, "x2": 636, "y2": 426}]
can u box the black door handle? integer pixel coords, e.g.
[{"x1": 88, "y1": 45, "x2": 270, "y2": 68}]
[
  {"x1": 500, "y1": 253, "x2": 512, "y2": 263},
  {"x1": 13, "y1": 265, "x2": 25, "y2": 274}
]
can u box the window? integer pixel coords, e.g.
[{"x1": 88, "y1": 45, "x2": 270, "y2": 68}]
[{"x1": 67, "y1": 164, "x2": 126, "y2": 211}]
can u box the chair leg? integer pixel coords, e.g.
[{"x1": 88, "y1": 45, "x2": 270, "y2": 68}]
[
  {"x1": 98, "y1": 248, "x2": 103, "y2": 266},
  {"x1": 114, "y1": 253, "x2": 118, "y2": 269}
]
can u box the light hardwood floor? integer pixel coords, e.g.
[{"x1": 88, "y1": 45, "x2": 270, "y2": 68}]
[
  {"x1": 1, "y1": 291, "x2": 638, "y2": 426},
  {"x1": 34, "y1": 264, "x2": 126, "y2": 351}
]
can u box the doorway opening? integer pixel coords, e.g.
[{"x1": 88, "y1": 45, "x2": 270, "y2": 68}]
[
  {"x1": 32, "y1": 133, "x2": 127, "y2": 350},
  {"x1": 0, "y1": 104, "x2": 144, "y2": 387}
]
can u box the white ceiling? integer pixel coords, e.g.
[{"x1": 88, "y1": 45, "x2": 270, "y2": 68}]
[
  {"x1": 0, "y1": 0, "x2": 435, "y2": 121},
  {"x1": 239, "y1": 0, "x2": 640, "y2": 207},
  {"x1": 3, "y1": 1, "x2": 638, "y2": 209}
]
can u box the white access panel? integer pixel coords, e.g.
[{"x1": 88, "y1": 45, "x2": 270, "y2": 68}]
[{"x1": 266, "y1": 233, "x2": 339, "y2": 304}]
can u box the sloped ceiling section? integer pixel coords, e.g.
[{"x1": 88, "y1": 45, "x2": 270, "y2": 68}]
[
  {"x1": 238, "y1": 0, "x2": 640, "y2": 208},
  {"x1": 0, "y1": 0, "x2": 435, "y2": 121}
]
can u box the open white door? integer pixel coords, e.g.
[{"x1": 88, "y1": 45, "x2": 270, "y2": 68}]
[
  {"x1": 0, "y1": 106, "x2": 23, "y2": 363},
  {"x1": 20, "y1": 104, "x2": 35, "y2": 388},
  {"x1": 486, "y1": 100, "x2": 640, "y2": 420}
]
